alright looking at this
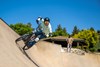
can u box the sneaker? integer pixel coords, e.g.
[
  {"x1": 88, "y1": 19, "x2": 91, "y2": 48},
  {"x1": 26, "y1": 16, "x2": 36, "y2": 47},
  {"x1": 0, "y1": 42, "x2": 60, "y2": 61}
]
[{"x1": 61, "y1": 48, "x2": 65, "y2": 52}]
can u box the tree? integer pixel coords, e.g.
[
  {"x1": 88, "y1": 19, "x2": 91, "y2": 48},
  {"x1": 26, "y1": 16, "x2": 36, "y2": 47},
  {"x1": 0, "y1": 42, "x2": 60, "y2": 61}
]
[
  {"x1": 72, "y1": 26, "x2": 80, "y2": 36},
  {"x1": 27, "y1": 22, "x2": 32, "y2": 27},
  {"x1": 63, "y1": 28, "x2": 67, "y2": 34},
  {"x1": 97, "y1": 30, "x2": 100, "y2": 52},
  {"x1": 90, "y1": 27, "x2": 95, "y2": 31},
  {"x1": 62, "y1": 27, "x2": 69, "y2": 36},
  {"x1": 52, "y1": 24, "x2": 68, "y2": 36},
  {"x1": 10, "y1": 23, "x2": 34, "y2": 35},
  {"x1": 55, "y1": 24, "x2": 62, "y2": 31},
  {"x1": 97, "y1": 30, "x2": 100, "y2": 41},
  {"x1": 97, "y1": 30, "x2": 100, "y2": 34},
  {"x1": 73, "y1": 29, "x2": 99, "y2": 51}
]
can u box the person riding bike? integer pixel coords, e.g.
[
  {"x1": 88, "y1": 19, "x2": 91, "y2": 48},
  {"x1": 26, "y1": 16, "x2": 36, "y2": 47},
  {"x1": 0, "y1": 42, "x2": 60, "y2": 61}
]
[{"x1": 23, "y1": 17, "x2": 52, "y2": 50}]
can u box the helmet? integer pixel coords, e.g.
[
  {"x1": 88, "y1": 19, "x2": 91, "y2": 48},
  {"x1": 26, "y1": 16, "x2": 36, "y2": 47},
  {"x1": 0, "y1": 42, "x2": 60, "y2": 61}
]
[{"x1": 44, "y1": 17, "x2": 50, "y2": 22}]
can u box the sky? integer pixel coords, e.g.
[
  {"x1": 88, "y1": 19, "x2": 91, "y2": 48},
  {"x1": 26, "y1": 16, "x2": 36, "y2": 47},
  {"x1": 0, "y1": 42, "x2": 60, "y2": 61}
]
[{"x1": 0, "y1": 0, "x2": 100, "y2": 34}]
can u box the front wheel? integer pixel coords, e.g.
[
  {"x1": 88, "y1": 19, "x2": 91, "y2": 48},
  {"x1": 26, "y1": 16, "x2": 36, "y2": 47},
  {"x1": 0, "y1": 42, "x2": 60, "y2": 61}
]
[
  {"x1": 23, "y1": 45, "x2": 29, "y2": 50},
  {"x1": 15, "y1": 37, "x2": 23, "y2": 43}
]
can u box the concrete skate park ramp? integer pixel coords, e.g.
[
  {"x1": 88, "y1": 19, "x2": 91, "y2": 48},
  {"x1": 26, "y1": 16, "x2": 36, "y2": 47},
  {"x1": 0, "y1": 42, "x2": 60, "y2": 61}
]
[
  {"x1": 0, "y1": 18, "x2": 100, "y2": 67},
  {"x1": 0, "y1": 19, "x2": 37, "y2": 67}
]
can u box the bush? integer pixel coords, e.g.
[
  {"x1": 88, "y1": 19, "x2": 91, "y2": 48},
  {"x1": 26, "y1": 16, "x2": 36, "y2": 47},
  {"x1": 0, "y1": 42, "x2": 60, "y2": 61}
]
[
  {"x1": 97, "y1": 49, "x2": 100, "y2": 52},
  {"x1": 89, "y1": 48, "x2": 96, "y2": 52}
]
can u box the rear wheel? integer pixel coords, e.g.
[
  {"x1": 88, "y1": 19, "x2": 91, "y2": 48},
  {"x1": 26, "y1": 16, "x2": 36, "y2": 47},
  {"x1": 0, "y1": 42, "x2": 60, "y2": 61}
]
[{"x1": 15, "y1": 34, "x2": 30, "y2": 43}]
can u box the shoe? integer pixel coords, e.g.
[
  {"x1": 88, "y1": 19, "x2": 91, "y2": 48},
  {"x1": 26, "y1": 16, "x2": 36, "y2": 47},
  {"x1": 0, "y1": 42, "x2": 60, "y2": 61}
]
[{"x1": 61, "y1": 48, "x2": 65, "y2": 52}]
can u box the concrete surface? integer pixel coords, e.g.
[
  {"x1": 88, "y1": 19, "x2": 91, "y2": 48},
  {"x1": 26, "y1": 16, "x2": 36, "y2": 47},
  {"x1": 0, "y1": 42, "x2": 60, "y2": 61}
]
[
  {"x1": 0, "y1": 19, "x2": 100, "y2": 67},
  {"x1": 0, "y1": 19, "x2": 37, "y2": 67}
]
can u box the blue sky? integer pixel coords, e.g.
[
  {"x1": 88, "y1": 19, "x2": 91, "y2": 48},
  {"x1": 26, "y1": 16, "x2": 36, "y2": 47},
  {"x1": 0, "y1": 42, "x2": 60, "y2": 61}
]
[{"x1": 0, "y1": 0, "x2": 100, "y2": 34}]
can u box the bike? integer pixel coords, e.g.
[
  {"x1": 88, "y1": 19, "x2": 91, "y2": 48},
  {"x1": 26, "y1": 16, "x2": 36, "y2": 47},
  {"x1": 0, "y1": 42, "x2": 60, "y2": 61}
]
[{"x1": 15, "y1": 17, "x2": 43, "y2": 50}]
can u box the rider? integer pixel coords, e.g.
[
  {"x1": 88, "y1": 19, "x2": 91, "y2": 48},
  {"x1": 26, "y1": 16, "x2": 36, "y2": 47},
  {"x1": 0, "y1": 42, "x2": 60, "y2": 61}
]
[{"x1": 23, "y1": 17, "x2": 52, "y2": 50}]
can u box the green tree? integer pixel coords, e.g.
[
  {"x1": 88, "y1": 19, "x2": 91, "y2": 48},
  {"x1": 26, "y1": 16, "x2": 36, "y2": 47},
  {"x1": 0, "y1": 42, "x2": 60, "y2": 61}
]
[
  {"x1": 52, "y1": 24, "x2": 68, "y2": 36},
  {"x1": 62, "y1": 27, "x2": 69, "y2": 36},
  {"x1": 56, "y1": 24, "x2": 62, "y2": 31},
  {"x1": 97, "y1": 30, "x2": 100, "y2": 51},
  {"x1": 89, "y1": 27, "x2": 95, "y2": 31},
  {"x1": 27, "y1": 22, "x2": 32, "y2": 28},
  {"x1": 10, "y1": 23, "x2": 34, "y2": 35},
  {"x1": 97, "y1": 30, "x2": 100, "y2": 34},
  {"x1": 72, "y1": 26, "x2": 80, "y2": 36},
  {"x1": 73, "y1": 29, "x2": 99, "y2": 51}
]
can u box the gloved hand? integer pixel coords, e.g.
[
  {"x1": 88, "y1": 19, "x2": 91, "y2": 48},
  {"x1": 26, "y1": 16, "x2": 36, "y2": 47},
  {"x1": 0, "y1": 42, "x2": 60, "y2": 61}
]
[
  {"x1": 36, "y1": 19, "x2": 39, "y2": 24},
  {"x1": 49, "y1": 33, "x2": 52, "y2": 37},
  {"x1": 36, "y1": 17, "x2": 42, "y2": 24},
  {"x1": 46, "y1": 34, "x2": 49, "y2": 37}
]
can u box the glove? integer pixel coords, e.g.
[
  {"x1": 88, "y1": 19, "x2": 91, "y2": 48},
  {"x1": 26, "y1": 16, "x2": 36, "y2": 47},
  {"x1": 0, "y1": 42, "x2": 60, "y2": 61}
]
[
  {"x1": 36, "y1": 19, "x2": 39, "y2": 24},
  {"x1": 36, "y1": 17, "x2": 42, "y2": 24},
  {"x1": 46, "y1": 34, "x2": 49, "y2": 37}
]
